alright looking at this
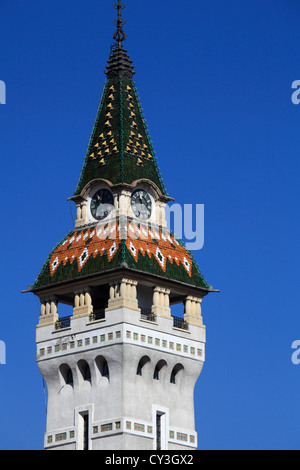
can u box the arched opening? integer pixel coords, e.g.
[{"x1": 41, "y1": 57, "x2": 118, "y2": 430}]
[
  {"x1": 78, "y1": 360, "x2": 91, "y2": 383},
  {"x1": 95, "y1": 356, "x2": 109, "y2": 380},
  {"x1": 136, "y1": 356, "x2": 151, "y2": 376},
  {"x1": 153, "y1": 359, "x2": 167, "y2": 381},
  {"x1": 170, "y1": 363, "x2": 184, "y2": 384},
  {"x1": 59, "y1": 364, "x2": 73, "y2": 386}
]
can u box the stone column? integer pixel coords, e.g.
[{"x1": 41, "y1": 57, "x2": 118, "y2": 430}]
[
  {"x1": 151, "y1": 287, "x2": 171, "y2": 318},
  {"x1": 38, "y1": 296, "x2": 59, "y2": 327},
  {"x1": 184, "y1": 296, "x2": 203, "y2": 327},
  {"x1": 73, "y1": 288, "x2": 93, "y2": 318},
  {"x1": 106, "y1": 279, "x2": 140, "y2": 312},
  {"x1": 75, "y1": 200, "x2": 88, "y2": 228}
]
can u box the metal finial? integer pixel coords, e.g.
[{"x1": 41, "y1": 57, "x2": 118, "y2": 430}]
[{"x1": 113, "y1": 1, "x2": 127, "y2": 48}]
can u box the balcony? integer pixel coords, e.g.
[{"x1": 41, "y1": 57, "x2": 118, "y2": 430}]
[
  {"x1": 172, "y1": 315, "x2": 188, "y2": 330},
  {"x1": 55, "y1": 316, "x2": 71, "y2": 330},
  {"x1": 140, "y1": 308, "x2": 156, "y2": 323},
  {"x1": 89, "y1": 308, "x2": 106, "y2": 323}
]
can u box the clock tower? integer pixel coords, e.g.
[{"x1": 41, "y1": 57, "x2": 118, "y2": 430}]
[{"x1": 26, "y1": 1, "x2": 216, "y2": 450}]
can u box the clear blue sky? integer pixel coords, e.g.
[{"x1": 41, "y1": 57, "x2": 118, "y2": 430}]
[{"x1": 0, "y1": 0, "x2": 299, "y2": 450}]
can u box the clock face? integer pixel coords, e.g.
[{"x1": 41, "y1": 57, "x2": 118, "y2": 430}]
[
  {"x1": 131, "y1": 189, "x2": 152, "y2": 220},
  {"x1": 90, "y1": 189, "x2": 114, "y2": 221}
]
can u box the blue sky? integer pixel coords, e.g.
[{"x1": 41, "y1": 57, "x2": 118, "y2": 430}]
[{"x1": 0, "y1": 0, "x2": 299, "y2": 450}]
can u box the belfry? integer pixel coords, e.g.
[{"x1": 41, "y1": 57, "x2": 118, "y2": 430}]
[{"x1": 26, "y1": 1, "x2": 215, "y2": 450}]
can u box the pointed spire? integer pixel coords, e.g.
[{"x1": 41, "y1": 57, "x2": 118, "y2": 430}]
[
  {"x1": 105, "y1": 1, "x2": 135, "y2": 80},
  {"x1": 112, "y1": 0, "x2": 127, "y2": 48}
]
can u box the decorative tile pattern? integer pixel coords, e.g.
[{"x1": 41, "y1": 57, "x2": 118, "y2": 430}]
[
  {"x1": 74, "y1": 78, "x2": 167, "y2": 198},
  {"x1": 33, "y1": 217, "x2": 209, "y2": 291},
  {"x1": 134, "y1": 423, "x2": 145, "y2": 432},
  {"x1": 177, "y1": 432, "x2": 188, "y2": 442},
  {"x1": 37, "y1": 324, "x2": 205, "y2": 369},
  {"x1": 45, "y1": 419, "x2": 197, "y2": 449},
  {"x1": 31, "y1": 75, "x2": 210, "y2": 292},
  {"x1": 101, "y1": 423, "x2": 113, "y2": 432},
  {"x1": 55, "y1": 432, "x2": 67, "y2": 442}
]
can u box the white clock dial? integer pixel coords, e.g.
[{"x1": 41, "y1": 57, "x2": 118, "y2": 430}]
[
  {"x1": 131, "y1": 190, "x2": 152, "y2": 220},
  {"x1": 90, "y1": 189, "x2": 114, "y2": 221}
]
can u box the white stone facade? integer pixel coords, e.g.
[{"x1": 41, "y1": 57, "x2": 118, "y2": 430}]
[{"x1": 36, "y1": 306, "x2": 205, "y2": 450}]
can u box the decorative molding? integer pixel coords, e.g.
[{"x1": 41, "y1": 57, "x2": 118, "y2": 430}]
[
  {"x1": 44, "y1": 417, "x2": 197, "y2": 449},
  {"x1": 37, "y1": 322, "x2": 205, "y2": 363}
]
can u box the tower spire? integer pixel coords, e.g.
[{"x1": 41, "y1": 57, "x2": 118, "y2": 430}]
[
  {"x1": 105, "y1": 1, "x2": 134, "y2": 79},
  {"x1": 112, "y1": 1, "x2": 127, "y2": 49}
]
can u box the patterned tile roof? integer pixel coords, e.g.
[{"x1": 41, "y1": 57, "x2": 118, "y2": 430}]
[
  {"x1": 74, "y1": 77, "x2": 167, "y2": 197},
  {"x1": 32, "y1": 218, "x2": 209, "y2": 290},
  {"x1": 31, "y1": 41, "x2": 212, "y2": 294}
]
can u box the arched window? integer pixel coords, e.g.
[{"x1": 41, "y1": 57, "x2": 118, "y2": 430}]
[
  {"x1": 96, "y1": 356, "x2": 109, "y2": 380},
  {"x1": 136, "y1": 356, "x2": 151, "y2": 376},
  {"x1": 60, "y1": 364, "x2": 73, "y2": 386},
  {"x1": 78, "y1": 360, "x2": 91, "y2": 383},
  {"x1": 170, "y1": 364, "x2": 184, "y2": 384},
  {"x1": 153, "y1": 360, "x2": 167, "y2": 381}
]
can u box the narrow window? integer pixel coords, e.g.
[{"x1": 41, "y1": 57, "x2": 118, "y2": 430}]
[
  {"x1": 66, "y1": 368, "x2": 73, "y2": 385},
  {"x1": 156, "y1": 413, "x2": 163, "y2": 450},
  {"x1": 170, "y1": 364, "x2": 184, "y2": 385},
  {"x1": 96, "y1": 356, "x2": 109, "y2": 380},
  {"x1": 153, "y1": 360, "x2": 167, "y2": 380},
  {"x1": 155, "y1": 411, "x2": 166, "y2": 450},
  {"x1": 83, "y1": 414, "x2": 89, "y2": 451},
  {"x1": 60, "y1": 364, "x2": 73, "y2": 386},
  {"x1": 102, "y1": 359, "x2": 109, "y2": 378},
  {"x1": 78, "y1": 360, "x2": 91, "y2": 383},
  {"x1": 84, "y1": 363, "x2": 91, "y2": 382},
  {"x1": 136, "y1": 356, "x2": 151, "y2": 376},
  {"x1": 78, "y1": 412, "x2": 89, "y2": 450}
]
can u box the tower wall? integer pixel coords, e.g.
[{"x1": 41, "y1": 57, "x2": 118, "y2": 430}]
[{"x1": 36, "y1": 307, "x2": 205, "y2": 450}]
